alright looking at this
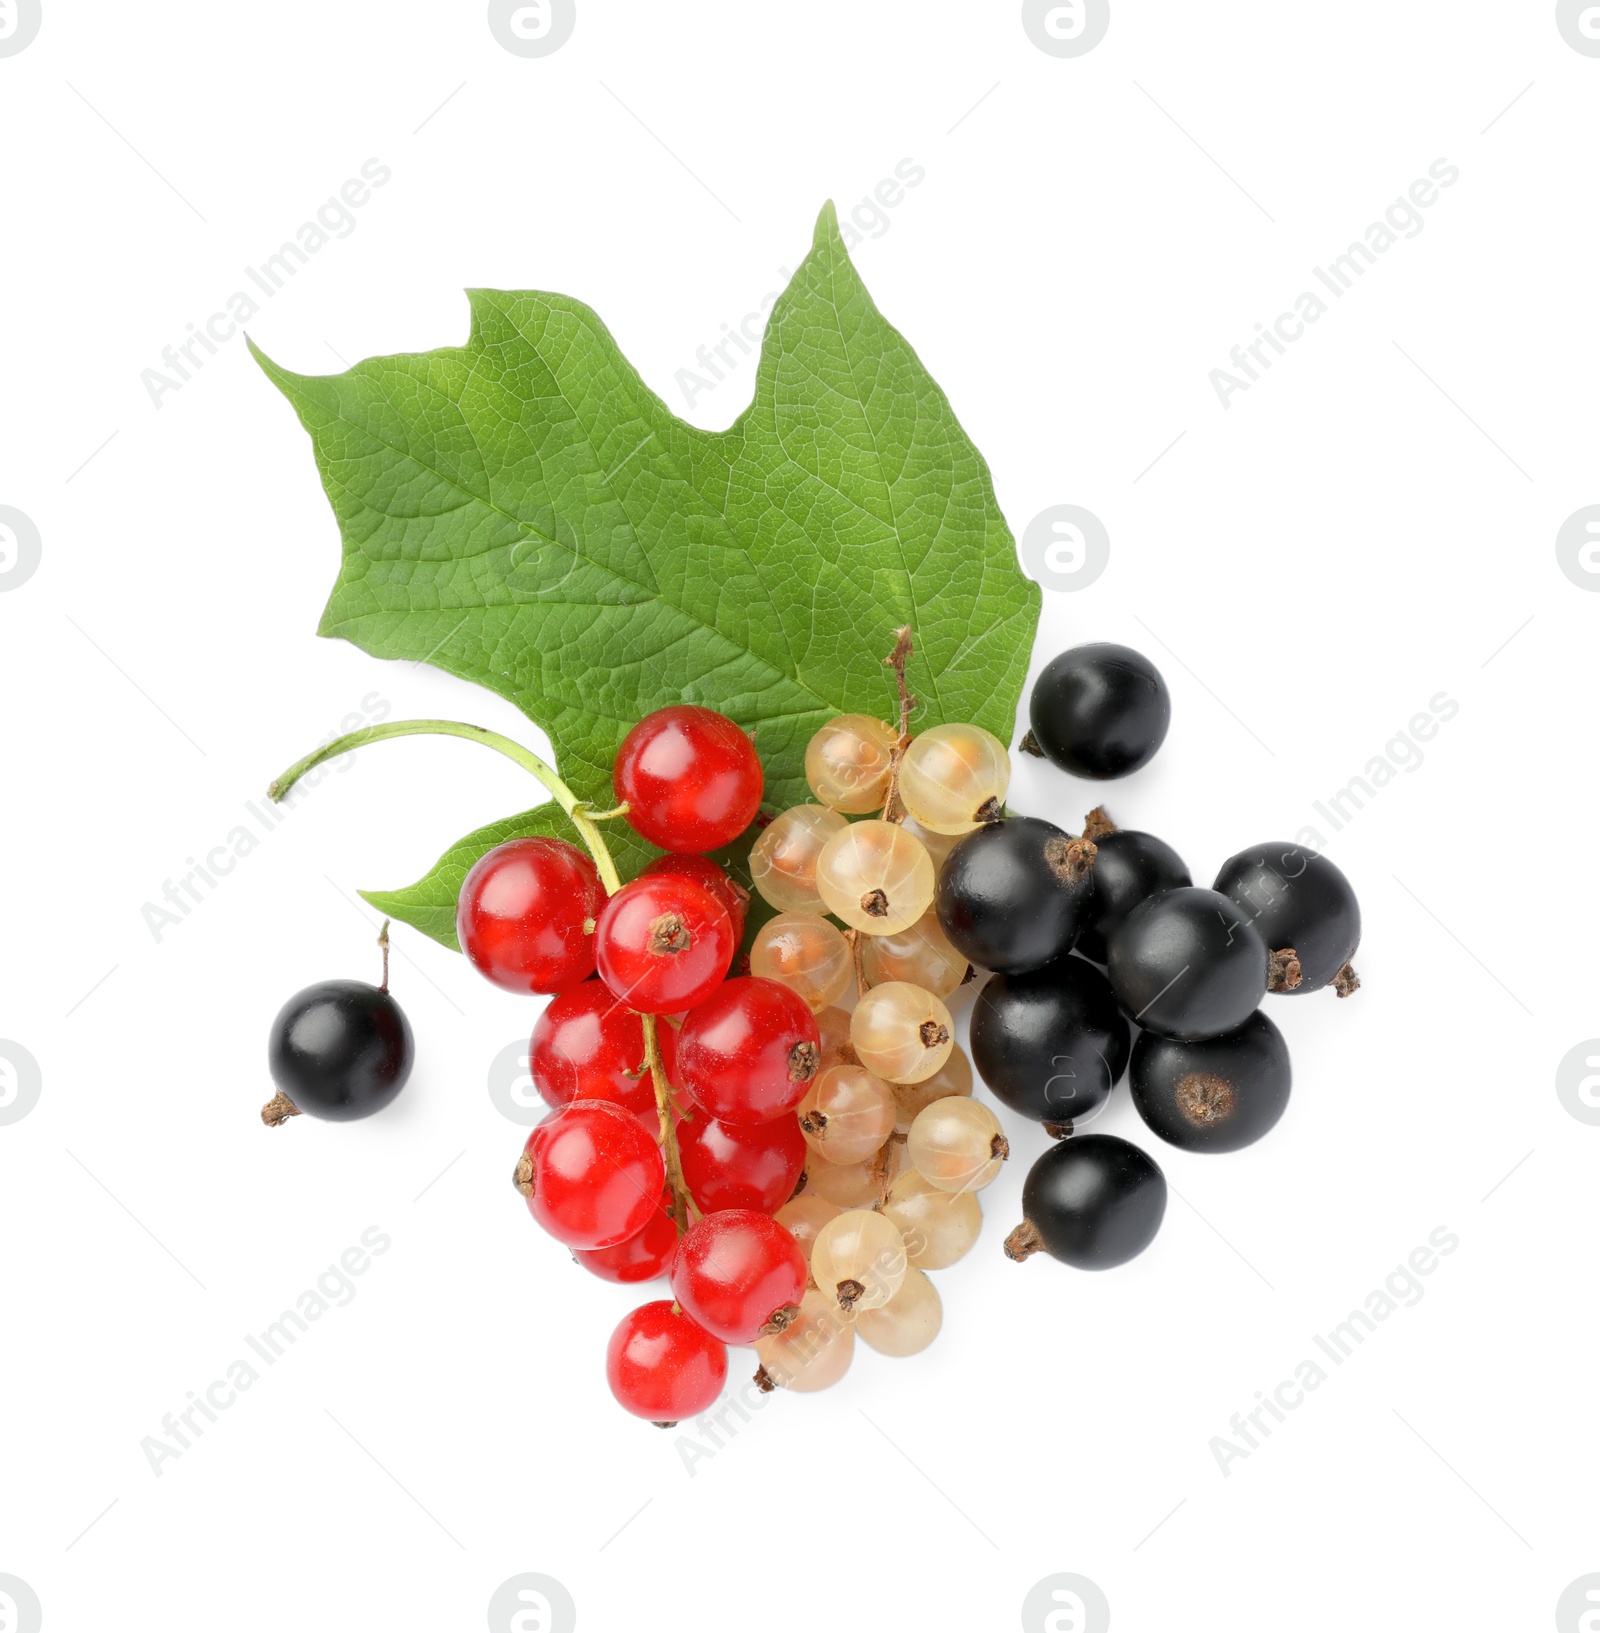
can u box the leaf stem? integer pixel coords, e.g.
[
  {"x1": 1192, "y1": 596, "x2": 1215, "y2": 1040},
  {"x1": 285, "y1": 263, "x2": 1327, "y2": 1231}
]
[{"x1": 267, "y1": 718, "x2": 623, "y2": 891}]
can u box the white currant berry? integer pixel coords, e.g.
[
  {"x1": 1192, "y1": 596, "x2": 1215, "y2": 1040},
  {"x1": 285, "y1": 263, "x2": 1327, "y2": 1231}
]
[
  {"x1": 775, "y1": 1195, "x2": 842, "y2": 1269},
  {"x1": 861, "y1": 908, "x2": 971, "y2": 999},
  {"x1": 802, "y1": 1143, "x2": 904, "y2": 1208},
  {"x1": 798, "y1": 1064, "x2": 898, "y2": 1166},
  {"x1": 750, "y1": 804, "x2": 848, "y2": 915},
  {"x1": 806, "y1": 713, "x2": 901, "y2": 814},
  {"x1": 882, "y1": 1169, "x2": 982, "y2": 1269},
  {"x1": 898, "y1": 723, "x2": 1011, "y2": 835},
  {"x1": 851, "y1": 981, "x2": 954, "y2": 1084},
  {"x1": 811, "y1": 1209, "x2": 907, "y2": 1314},
  {"x1": 815, "y1": 820, "x2": 935, "y2": 935},
  {"x1": 750, "y1": 913, "x2": 853, "y2": 1011},
  {"x1": 855, "y1": 1268, "x2": 942, "y2": 1357},
  {"x1": 892, "y1": 1043, "x2": 974, "y2": 1133},
  {"x1": 908, "y1": 1097, "x2": 1009, "y2": 1193},
  {"x1": 755, "y1": 1287, "x2": 856, "y2": 1394}
]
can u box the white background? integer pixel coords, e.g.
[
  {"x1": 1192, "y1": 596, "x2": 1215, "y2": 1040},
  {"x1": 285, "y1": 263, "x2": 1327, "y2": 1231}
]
[{"x1": 3, "y1": 3, "x2": 1597, "y2": 1630}]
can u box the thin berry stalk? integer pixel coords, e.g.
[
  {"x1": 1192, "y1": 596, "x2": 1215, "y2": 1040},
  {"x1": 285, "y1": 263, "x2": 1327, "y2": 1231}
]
[
  {"x1": 641, "y1": 1014, "x2": 694, "y2": 1233},
  {"x1": 266, "y1": 717, "x2": 703, "y2": 1227},
  {"x1": 267, "y1": 718, "x2": 624, "y2": 891},
  {"x1": 879, "y1": 626, "x2": 916, "y2": 823}
]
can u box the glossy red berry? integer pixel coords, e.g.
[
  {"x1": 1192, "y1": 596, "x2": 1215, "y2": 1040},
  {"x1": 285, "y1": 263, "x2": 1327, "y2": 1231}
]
[
  {"x1": 669, "y1": 1209, "x2": 808, "y2": 1345},
  {"x1": 594, "y1": 876, "x2": 735, "y2": 1014},
  {"x1": 575, "y1": 1202, "x2": 679, "y2": 1283},
  {"x1": 515, "y1": 1100, "x2": 665, "y2": 1250},
  {"x1": 614, "y1": 706, "x2": 763, "y2": 854},
  {"x1": 642, "y1": 854, "x2": 750, "y2": 941},
  {"x1": 678, "y1": 1111, "x2": 806, "y2": 1215},
  {"x1": 530, "y1": 981, "x2": 679, "y2": 1127},
  {"x1": 677, "y1": 976, "x2": 822, "y2": 1126},
  {"x1": 606, "y1": 1300, "x2": 728, "y2": 1424},
  {"x1": 457, "y1": 837, "x2": 603, "y2": 995}
]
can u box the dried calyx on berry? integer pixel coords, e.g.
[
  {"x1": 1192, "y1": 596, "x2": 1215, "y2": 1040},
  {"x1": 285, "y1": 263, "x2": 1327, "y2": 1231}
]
[{"x1": 261, "y1": 921, "x2": 413, "y2": 1127}]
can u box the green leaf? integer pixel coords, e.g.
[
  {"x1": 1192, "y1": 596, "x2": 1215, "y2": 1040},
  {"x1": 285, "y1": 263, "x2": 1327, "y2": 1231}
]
[{"x1": 259, "y1": 201, "x2": 1039, "y2": 944}]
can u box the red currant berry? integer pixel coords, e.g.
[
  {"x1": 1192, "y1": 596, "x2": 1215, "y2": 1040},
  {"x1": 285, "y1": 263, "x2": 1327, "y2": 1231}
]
[
  {"x1": 594, "y1": 876, "x2": 735, "y2": 1015},
  {"x1": 614, "y1": 706, "x2": 763, "y2": 854},
  {"x1": 669, "y1": 1209, "x2": 807, "y2": 1345},
  {"x1": 678, "y1": 1111, "x2": 806, "y2": 1215},
  {"x1": 457, "y1": 837, "x2": 603, "y2": 995},
  {"x1": 515, "y1": 1100, "x2": 665, "y2": 1249},
  {"x1": 642, "y1": 854, "x2": 751, "y2": 941},
  {"x1": 677, "y1": 976, "x2": 822, "y2": 1126},
  {"x1": 530, "y1": 981, "x2": 678, "y2": 1127},
  {"x1": 574, "y1": 1201, "x2": 679, "y2": 1283},
  {"x1": 606, "y1": 1300, "x2": 727, "y2": 1424}
]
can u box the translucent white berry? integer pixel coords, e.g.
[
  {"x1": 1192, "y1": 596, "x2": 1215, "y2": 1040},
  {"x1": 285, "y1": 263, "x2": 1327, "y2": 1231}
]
[
  {"x1": 750, "y1": 804, "x2": 848, "y2": 915},
  {"x1": 851, "y1": 981, "x2": 954, "y2": 1084},
  {"x1": 898, "y1": 723, "x2": 1011, "y2": 835},
  {"x1": 806, "y1": 714, "x2": 901, "y2": 814},
  {"x1": 815, "y1": 820, "x2": 935, "y2": 935}
]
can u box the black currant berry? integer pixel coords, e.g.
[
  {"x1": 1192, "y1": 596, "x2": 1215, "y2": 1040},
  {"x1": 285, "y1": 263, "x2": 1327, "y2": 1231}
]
[
  {"x1": 935, "y1": 816, "x2": 1097, "y2": 975},
  {"x1": 1130, "y1": 1010, "x2": 1291, "y2": 1153},
  {"x1": 1213, "y1": 844, "x2": 1361, "y2": 997},
  {"x1": 1074, "y1": 808, "x2": 1192, "y2": 963},
  {"x1": 263, "y1": 928, "x2": 413, "y2": 1125},
  {"x1": 1107, "y1": 887, "x2": 1268, "y2": 1041},
  {"x1": 970, "y1": 955, "x2": 1129, "y2": 1132},
  {"x1": 1005, "y1": 1133, "x2": 1167, "y2": 1270},
  {"x1": 1023, "y1": 643, "x2": 1171, "y2": 780}
]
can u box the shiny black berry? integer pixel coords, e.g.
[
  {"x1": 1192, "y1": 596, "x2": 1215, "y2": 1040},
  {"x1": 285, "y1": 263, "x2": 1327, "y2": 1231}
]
[
  {"x1": 1023, "y1": 643, "x2": 1171, "y2": 780},
  {"x1": 1005, "y1": 1133, "x2": 1167, "y2": 1270},
  {"x1": 1213, "y1": 844, "x2": 1362, "y2": 997},
  {"x1": 265, "y1": 977, "x2": 414, "y2": 1124},
  {"x1": 1074, "y1": 809, "x2": 1191, "y2": 963},
  {"x1": 1107, "y1": 887, "x2": 1268, "y2": 1041},
  {"x1": 970, "y1": 955, "x2": 1129, "y2": 1131},
  {"x1": 1130, "y1": 1010, "x2": 1291, "y2": 1153},
  {"x1": 935, "y1": 816, "x2": 1098, "y2": 975}
]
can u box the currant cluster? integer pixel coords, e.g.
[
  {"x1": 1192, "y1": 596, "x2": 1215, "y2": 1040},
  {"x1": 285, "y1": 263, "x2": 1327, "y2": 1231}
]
[
  {"x1": 260, "y1": 628, "x2": 1361, "y2": 1422},
  {"x1": 472, "y1": 639, "x2": 1020, "y2": 1421},
  {"x1": 967, "y1": 641, "x2": 1363, "y2": 1272}
]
